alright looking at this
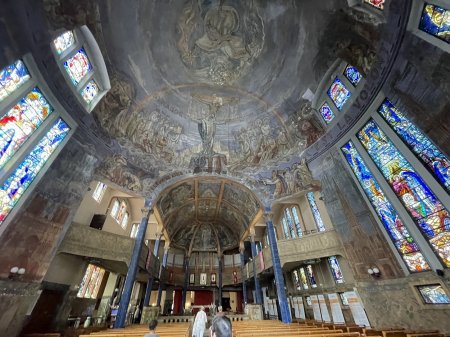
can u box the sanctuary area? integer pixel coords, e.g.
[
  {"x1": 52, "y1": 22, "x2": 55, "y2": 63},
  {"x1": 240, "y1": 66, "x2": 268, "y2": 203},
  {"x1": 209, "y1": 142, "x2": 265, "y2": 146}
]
[{"x1": 0, "y1": 1, "x2": 449, "y2": 337}]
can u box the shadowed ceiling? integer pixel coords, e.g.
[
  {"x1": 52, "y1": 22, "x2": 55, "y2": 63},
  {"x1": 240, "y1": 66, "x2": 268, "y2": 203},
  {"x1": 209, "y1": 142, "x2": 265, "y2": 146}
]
[{"x1": 155, "y1": 177, "x2": 262, "y2": 252}]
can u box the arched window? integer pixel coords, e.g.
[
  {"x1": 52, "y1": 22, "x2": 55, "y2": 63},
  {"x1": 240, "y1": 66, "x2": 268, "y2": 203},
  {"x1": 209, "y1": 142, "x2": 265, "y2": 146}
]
[
  {"x1": 77, "y1": 264, "x2": 106, "y2": 299},
  {"x1": 130, "y1": 223, "x2": 140, "y2": 238},
  {"x1": 109, "y1": 198, "x2": 130, "y2": 229},
  {"x1": 121, "y1": 212, "x2": 129, "y2": 229},
  {"x1": 0, "y1": 56, "x2": 74, "y2": 228},
  {"x1": 92, "y1": 181, "x2": 107, "y2": 202},
  {"x1": 328, "y1": 256, "x2": 345, "y2": 284},
  {"x1": 51, "y1": 26, "x2": 110, "y2": 113},
  {"x1": 306, "y1": 265, "x2": 318, "y2": 288},
  {"x1": 110, "y1": 200, "x2": 120, "y2": 218},
  {"x1": 306, "y1": 192, "x2": 326, "y2": 232},
  {"x1": 280, "y1": 205, "x2": 304, "y2": 239}
]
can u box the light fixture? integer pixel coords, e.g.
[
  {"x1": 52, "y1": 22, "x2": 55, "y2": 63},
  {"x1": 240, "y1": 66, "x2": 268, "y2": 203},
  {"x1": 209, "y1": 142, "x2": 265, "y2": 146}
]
[
  {"x1": 9, "y1": 266, "x2": 25, "y2": 279},
  {"x1": 367, "y1": 266, "x2": 381, "y2": 278}
]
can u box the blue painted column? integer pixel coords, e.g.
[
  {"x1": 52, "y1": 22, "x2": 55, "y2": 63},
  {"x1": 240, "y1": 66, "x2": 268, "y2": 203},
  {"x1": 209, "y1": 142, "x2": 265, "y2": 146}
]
[
  {"x1": 181, "y1": 255, "x2": 190, "y2": 313},
  {"x1": 114, "y1": 206, "x2": 152, "y2": 328},
  {"x1": 239, "y1": 248, "x2": 248, "y2": 305},
  {"x1": 218, "y1": 255, "x2": 223, "y2": 305},
  {"x1": 143, "y1": 233, "x2": 162, "y2": 306},
  {"x1": 265, "y1": 210, "x2": 291, "y2": 324},
  {"x1": 250, "y1": 235, "x2": 262, "y2": 304},
  {"x1": 156, "y1": 247, "x2": 169, "y2": 307}
]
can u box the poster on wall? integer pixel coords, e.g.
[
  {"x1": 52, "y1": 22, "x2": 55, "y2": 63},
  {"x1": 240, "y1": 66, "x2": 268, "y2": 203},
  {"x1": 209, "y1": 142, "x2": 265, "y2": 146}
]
[
  {"x1": 311, "y1": 295, "x2": 322, "y2": 321},
  {"x1": 328, "y1": 293, "x2": 345, "y2": 324},
  {"x1": 345, "y1": 291, "x2": 370, "y2": 327},
  {"x1": 200, "y1": 273, "x2": 207, "y2": 285},
  {"x1": 189, "y1": 273, "x2": 195, "y2": 285},
  {"x1": 318, "y1": 294, "x2": 331, "y2": 323},
  {"x1": 211, "y1": 273, "x2": 216, "y2": 285}
]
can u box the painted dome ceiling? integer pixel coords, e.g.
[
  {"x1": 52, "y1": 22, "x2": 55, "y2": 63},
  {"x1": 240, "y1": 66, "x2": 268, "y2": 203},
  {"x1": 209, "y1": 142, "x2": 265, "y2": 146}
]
[{"x1": 155, "y1": 177, "x2": 262, "y2": 252}]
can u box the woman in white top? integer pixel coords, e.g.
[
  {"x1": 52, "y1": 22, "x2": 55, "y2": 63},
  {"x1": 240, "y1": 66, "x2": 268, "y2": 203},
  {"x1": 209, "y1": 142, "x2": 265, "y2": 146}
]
[{"x1": 192, "y1": 306, "x2": 208, "y2": 337}]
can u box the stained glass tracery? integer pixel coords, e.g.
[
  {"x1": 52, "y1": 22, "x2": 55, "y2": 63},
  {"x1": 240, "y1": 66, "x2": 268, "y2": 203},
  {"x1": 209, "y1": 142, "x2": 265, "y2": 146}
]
[
  {"x1": 0, "y1": 118, "x2": 70, "y2": 224},
  {"x1": 378, "y1": 98, "x2": 450, "y2": 193},
  {"x1": 419, "y1": 4, "x2": 450, "y2": 44},
  {"x1": 0, "y1": 60, "x2": 31, "y2": 102},
  {"x1": 319, "y1": 102, "x2": 335, "y2": 124},
  {"x1": 307, "y1": 192, "x2": 326, "y2": 232},
  {"x1": 63, "y1": 48, "x2": 92, "y2": 86},
  {"x1": 358, "y1": 120, "x2": 450, "y2": 267},
  {"x1": 344, "y1": 65, "x2": 362, "y2": 86},
  {"x1": 0, "y1": 87, "x2": 54, "y2": 169},
  {"x1": 328, "y1": 256, "x2": 344, "y2": 283},
  {"x1": 327, "y1": 77, "x2": 351, "y2": 111},
  {"x1": 341, "y1": 141, "x2": 430, "y2": 272},
  {"x1": 53, "y1": 31, "x2": 75, "y2": 54},
  {"x1": 364, "y1": 0, "x2": 385, "y2": 10}
]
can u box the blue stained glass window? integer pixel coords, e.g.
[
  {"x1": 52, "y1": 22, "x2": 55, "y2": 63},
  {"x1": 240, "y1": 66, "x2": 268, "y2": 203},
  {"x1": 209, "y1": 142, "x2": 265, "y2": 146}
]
[
  {"x1": 284, "y1": 208, "x2": 297, "y2": 238},
  {"x1": 0, "y1": 60, "x2": 31, "y2": 102},
  {"x1": 306, "y1": 265, "x2": 317, "y2": 288},
  {"x1": 0, "y1": 118, "x2": 70, "y2": 224},
  {"x1": 53, "y1": 31, "x2": 75, "y2": 55},
  {"x1": 358, "y1": 120, "x2": 450, "y2": 267},
  {"x1": 307, "y1": 192, "x2": 326, "y2": 231},
  {"x1": 299, "y1": 267, "x2": 309, "y2": 289},
  {"x1": 327, "y1": 77, "x2": 351, "y2": 110},
  {"x1": 319, "y1": 102, "x2": 335, "y2": 124},
  {"x1": 378, "y1": 98, "x2": 450, "y2": 193},
  {"x1": 81, "y1": 80, "x2": 99, "y2": 104},
  {"x1": 0, "y1": 87, "x2": 54, "y2": 170},
  {"x1": 293, "y1": 270, "x2": 301, "y2": 290},
  {"x1": 291, "y1": 207, "x2": 303, "y2": 237},
  {"x1": 328, "y1": 256, "x2": 344, "y2": 283},
  {"x1": 341, "y1": 141, "x2": 430, "y2": 272},
  {"x1": 419, "y1": 4, "x2": 450, "y2": 44},
  {"x1": 64, "y1": 48, "x2": 92, "y2": 86},
  {"x1": 344, "y1": 64, "x2": 362, "y2": 86}
]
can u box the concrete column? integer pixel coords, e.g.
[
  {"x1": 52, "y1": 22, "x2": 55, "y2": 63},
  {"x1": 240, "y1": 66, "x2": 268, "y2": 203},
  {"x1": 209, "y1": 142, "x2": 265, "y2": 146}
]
[
  {"x1": 265, "y1": 210, "x2": 291, "y2": 323},
  {"x1": 250, "y1": 234, "x2": 262, "y2": 304},
  {"x1": 157, "y1": 246, "x2": 170, "y2": 307},
  {"x1": 181, "y1": 255, "x2": 190, "y2": 313},
  {"x1": 218, "y1": 254, "x2": 223, "y2": 305},
  {"x1": 239, "y1": 246, "x2": 248, "y2": 305},
  {"x1": 114, "y1": 206, "x2": 153, "y2": 328}
]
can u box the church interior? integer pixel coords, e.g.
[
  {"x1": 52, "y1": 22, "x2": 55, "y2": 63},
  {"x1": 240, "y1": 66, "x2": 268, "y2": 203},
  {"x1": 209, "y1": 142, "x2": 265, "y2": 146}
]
[{"x1": 0, "y1": 0, "x2": 450, "y2": 336}]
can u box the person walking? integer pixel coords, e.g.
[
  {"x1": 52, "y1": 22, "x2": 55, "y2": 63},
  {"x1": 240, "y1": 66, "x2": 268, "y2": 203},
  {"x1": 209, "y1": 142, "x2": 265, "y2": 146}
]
[{"x1": 192, "y1": 306, "x2": 208, "y2": 337}]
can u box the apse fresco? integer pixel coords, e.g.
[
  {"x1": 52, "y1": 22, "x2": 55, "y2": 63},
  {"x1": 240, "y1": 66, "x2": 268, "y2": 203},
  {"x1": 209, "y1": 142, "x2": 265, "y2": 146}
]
[
  {"x1": 358, "y1": 119, "x2": 450, "y2": 267},
  {"x1": 341, "y1": 141, "x2": 430, "y2": 272},
  {"x1": 328, "y1": 256, "x2": 344, "y2": 283},
  {"x1": 417, "y1": 284, "x2": 450, "y2": 304},
  {"x1": 81, "y1": 80, "x2": 99, "y2": 104},
  {"x1": 378, "y1": 98, "x2": 450, "y2": 193},
  {"x1": 63, "y1": 48, "x2": 92, "y2": 85},
  {"x1": 307, "y1": 192, "x2": 326, "y2": 232},
  {"x1": 0, "y1": 60, "x2": 30, "y2": 102},
  {"x1": 319, "y1": 102, "x2": 335, "y2": 124},
  {"x1": 419, "y1": 4, "x2": 450, "y2": 44},
  {"x1": 53, "y1": 31, "x2": 75, "y2": 54},
  {"x1": 0, "y1": 87, "x2": 53, "y2": 169},
  {"x1": 0, "y1": 118, "x2": 70, "y2": 224},
  {"x1": 327, "y1": 77, "x2": 351, "y2": 111},
  {"x1": 364, "y1": 0, "x2": 385, "y2": 10},
  {"x1": 344, "y1": 64, "x2": 362, "y2": 86}
]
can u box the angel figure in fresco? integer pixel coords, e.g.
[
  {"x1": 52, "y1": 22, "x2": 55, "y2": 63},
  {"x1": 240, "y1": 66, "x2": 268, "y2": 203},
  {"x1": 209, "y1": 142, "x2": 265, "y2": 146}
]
[{"x1": 192, "y1": 93, "x2": 238, "y2": 155}]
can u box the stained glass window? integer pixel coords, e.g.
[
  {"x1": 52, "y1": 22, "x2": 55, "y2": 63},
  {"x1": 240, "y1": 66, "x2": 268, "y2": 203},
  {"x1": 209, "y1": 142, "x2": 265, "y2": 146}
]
[
  {"x1": 63, "y1": 49, "x2": 92, "y2": 86},
  {"x1": 0, "y1": 87, "x2": 54, "y2": 169},
  {"x1": 130, "y1": 223, "x2": 140, "y2": 238},
  {"x1": 319, "y1": 102, "x2": 335, "y2": 124},
  {"x1": 284, "y1": 208, "x2": 296, "y2": 238},
  {"x1": 378, "y1": 98, "x2": 450, "y2": 193},
  {"x1": 419, "y1": 4, "x2": 450, "y2": 44},
  {"x1": 110, "y1": 200, "x2": 119, "y2": 218},
  {"x1": 307, "y1": 192, "x2": 326, "y2": 232},
  {"x1": 282, "y1": 217, "x2": 290, "y2": 239},
  {"x1": 81, "y1": 80, "x2": 99, "y2": 104},
  {"x1": 306, "y1": 265, "x2": 317, "y2": 288},
  {"x1": 116, "y1": 200, "x2": 127, "y2": 224},
  {"x1": 77, "y1": 264, "x2": 106, "y2": 299},
  {"x1": 358, "y1": 119, "x2": 450, "y2": 267},
  {"x1": 53, "y1": 31, "x2": 75, "y2": 54},
  {"x1": 121, "y1": 212, "x2": 129, "y2": 229},
  {"x1": 328, "y1": 256, "x2": 344, "y2": 283},
  {"x1": 299, "y1": 267, "x2": 309, "y2": 289},
  {"x1": 0, "y1": 118, "x2": 70, "y2": 224},
  {"x1": 344, "y1": 64, "x2": 362, "y2": 86},
  {"x1": 341, "y1": 141, "x2": 430, "y2": 272},
  {"x1": 417, "y1": 284, "x2": 450, "y2": 304},
  {"x1": 0, "y1": 60, "x2": 31, "y2": 102},
  {"x1": 92, "y1": 182, "x2": 107, "y2": 202},
  {"x1": 364, "y1": 0, "x2": 385, "y2": 10},
  {"x1": 327, "y1": 77, "x2": 351, "y2": 111},
  {"x1": 291, "y1": 207, "x2": 303, "y2": 237},
  {"x1": 293, "y1": 270, "x2": 301, "y2": 290}
]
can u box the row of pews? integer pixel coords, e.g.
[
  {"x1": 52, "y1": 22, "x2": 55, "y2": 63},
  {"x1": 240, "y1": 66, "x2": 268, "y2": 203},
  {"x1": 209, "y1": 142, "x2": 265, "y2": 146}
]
[{"x1": 78, "y1": 322, "x2": 191, "y2": 337}]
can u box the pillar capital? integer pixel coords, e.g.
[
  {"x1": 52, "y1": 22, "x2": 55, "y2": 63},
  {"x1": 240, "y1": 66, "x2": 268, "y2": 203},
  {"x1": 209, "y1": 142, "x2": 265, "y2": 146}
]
[
  {"x1": 263, "y1": 211, "x2": 274, "y2": 222},
  {"x1": 141, "y1": 207, "x2": 153, "y2": 218},
  {"x1": 239, "y1": 241, "x2": 245, "y2": 253}
]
